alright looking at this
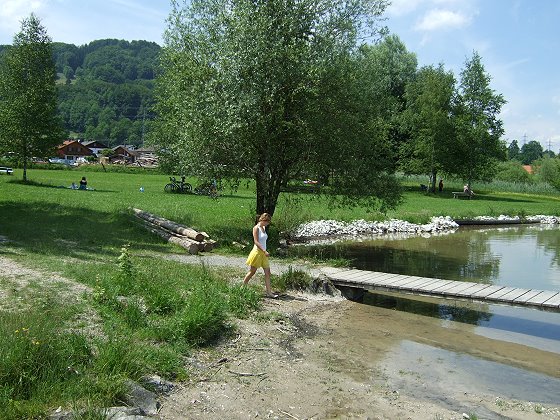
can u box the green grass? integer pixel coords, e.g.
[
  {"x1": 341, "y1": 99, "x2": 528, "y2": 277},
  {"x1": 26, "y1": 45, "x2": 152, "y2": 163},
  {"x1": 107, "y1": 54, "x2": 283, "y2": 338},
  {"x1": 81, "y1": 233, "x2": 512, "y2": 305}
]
[{"x1": 1, "y1": 167, "x2": 559, "y2": 417}]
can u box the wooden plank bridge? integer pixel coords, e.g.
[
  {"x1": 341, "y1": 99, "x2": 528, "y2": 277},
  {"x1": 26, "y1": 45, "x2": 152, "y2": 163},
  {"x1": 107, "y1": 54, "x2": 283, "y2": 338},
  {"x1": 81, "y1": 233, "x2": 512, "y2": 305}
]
[{"x1": 320, "y1": 267, "x2": 560, "y2": 311}]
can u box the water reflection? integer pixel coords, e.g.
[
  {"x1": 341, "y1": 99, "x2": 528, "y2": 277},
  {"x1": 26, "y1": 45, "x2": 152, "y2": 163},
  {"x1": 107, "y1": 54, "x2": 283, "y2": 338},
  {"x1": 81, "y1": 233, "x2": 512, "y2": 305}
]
[
  {"x1": 290, "y1": 224, "x2": 560, "y2": 290},
  {"x1": 365, "y1": 292, "x2": 560, "y2": 343}
]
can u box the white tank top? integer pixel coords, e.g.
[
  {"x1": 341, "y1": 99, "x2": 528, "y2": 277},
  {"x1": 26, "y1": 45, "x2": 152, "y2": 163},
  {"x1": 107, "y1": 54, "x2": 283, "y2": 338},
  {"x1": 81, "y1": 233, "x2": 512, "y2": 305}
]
[{"x1": 257, "y1": 225, "x2": 267, "y2": 251}]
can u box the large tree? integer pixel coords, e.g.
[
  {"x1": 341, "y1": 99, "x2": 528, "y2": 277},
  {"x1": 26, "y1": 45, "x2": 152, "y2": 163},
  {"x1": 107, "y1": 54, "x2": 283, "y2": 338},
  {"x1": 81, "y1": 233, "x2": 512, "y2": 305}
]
[
  {"x1": 0, "y1": 14, "x2": 64, "y2": 181},
  {"x1": 400, "y1": 64, "x2": 455, "y2": 192},
  {"x1": 447, "y1": 52, "x2": 506, "y2": 185},
  {"x1": 519, "y1": 140, "x2": 543, "y2": 165},
  {"x1": 153, "y1": 0, "x2": 393, "y2": 216}
]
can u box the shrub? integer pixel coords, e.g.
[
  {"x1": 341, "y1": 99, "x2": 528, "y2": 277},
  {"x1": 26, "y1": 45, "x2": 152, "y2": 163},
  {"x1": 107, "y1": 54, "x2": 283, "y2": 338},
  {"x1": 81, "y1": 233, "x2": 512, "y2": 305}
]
[{"x1": 494, "y1": 161, "x2": 531, "y2": 183}]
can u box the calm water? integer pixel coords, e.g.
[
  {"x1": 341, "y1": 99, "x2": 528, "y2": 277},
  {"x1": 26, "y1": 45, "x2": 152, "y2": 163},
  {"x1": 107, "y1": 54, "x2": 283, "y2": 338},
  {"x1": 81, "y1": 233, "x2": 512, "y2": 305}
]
[
  {"x1": 289, "y1": 224, "x2": 560, "y2": 351},
  {"x1": 290, "y1": 224, "x2": 560, "y2": 404},
  {"x1": 290, "y1": 224, "x2": 560, "y2": 290}
]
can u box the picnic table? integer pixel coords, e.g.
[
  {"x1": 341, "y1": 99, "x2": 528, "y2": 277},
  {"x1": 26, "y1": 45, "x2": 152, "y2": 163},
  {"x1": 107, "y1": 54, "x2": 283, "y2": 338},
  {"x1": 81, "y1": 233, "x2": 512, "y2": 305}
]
[
  {"x1": 452, "y1": 191, "x2": 474, "y2": 199},
  {"x1": 0, "y1": 166, "x2": 13, "y2": 175}
]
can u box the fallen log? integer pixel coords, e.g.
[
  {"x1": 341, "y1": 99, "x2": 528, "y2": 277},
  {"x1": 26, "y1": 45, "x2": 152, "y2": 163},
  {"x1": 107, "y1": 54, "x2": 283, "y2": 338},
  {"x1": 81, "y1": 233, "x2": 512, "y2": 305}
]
[
  {"x1": 201, "y1": 239, "x2": 217, "y2": 252},
  {"x1": 137, "y1": 220, "x2": 199, "y2": 254},
  {"x1": 133, "y1": 208, "x2": 205, "y2": 241}
]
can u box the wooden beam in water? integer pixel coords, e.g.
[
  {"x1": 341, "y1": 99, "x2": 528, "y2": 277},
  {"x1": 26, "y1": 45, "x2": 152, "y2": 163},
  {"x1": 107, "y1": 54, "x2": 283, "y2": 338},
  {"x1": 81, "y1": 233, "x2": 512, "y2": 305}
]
[{"x1": 323, "y1": 268, "x2": 559, "y2": 311}]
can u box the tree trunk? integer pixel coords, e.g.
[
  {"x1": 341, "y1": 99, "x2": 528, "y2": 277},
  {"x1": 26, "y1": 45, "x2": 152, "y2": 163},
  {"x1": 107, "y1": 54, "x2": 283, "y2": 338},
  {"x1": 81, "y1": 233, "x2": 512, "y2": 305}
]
[
  {"x1": 430, "y1": 169, "x2": 437, "y2": 193},
  {"x1": 23, "y1": 159, "x2": 28, "y2": 182}
]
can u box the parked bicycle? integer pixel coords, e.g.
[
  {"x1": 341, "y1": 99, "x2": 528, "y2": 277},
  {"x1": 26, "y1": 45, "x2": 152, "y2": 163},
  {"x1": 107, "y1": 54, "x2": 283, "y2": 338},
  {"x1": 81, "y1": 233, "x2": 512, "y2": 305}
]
[
  {"x1": 194, "y1": 179, "x2": 220, "y2": 199},
  {"x1": 164, "y1": 176, "x2": 192, "y2": 194}
]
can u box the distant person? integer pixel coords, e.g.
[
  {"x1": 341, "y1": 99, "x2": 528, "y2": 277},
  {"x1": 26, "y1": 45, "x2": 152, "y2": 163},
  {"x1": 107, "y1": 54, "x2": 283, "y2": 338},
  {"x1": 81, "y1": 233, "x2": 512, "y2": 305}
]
[
  {"x1": 79, "y1": 176, "x2": 87, "y2": 190},
  {"x1": 438, "y1": 179, "x2": 444, "y2": 192},
  {"x1": 70, "y1": 182, "x2": 78, "y2": 190},
  {"x1": 463, "y1": 183, "x2": 474, "y2": 196},
  {"x1": 243, "y1": 213, "x2": 277, "y2": 298}
]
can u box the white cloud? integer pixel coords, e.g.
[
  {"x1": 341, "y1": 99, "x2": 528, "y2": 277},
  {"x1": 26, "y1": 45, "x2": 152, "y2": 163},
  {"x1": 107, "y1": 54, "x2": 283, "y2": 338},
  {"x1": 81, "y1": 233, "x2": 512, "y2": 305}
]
[
  {"x1": 0, "y1": 0, "x2": 47, "y2": 40},
  {"x1": 387, "y1": 0, "x2": 427, "y2": 16},
  {"x1": 414, "y1": 9, "x2": 471, "y2": 31}
]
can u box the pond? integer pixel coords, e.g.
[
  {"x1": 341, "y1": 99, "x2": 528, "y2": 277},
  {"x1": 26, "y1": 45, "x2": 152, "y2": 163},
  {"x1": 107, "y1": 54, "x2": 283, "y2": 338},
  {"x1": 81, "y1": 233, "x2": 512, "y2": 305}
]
[
  {"x1": 288, "y1": 224, "x2": 560, "y2": 403},
  {"x1": 289, "y1": 224, "x2": 560, "y2": 290}
]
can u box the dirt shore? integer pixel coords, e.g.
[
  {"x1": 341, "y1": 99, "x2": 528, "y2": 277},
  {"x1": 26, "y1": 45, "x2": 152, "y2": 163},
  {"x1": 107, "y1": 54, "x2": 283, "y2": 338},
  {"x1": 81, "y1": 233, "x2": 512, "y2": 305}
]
[{"x1": 158, "y1": 291, "x2": 560, "y2": 420}]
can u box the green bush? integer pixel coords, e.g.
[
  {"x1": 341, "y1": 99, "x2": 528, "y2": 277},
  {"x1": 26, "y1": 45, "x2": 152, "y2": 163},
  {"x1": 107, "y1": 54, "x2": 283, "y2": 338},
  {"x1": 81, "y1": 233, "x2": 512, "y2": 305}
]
[
  {"x1": 534, "y1": 157, "x2": 560, "y2": 189},
  {"x1": 494, "y1": 161, "x2": 531, "y2": 183}
]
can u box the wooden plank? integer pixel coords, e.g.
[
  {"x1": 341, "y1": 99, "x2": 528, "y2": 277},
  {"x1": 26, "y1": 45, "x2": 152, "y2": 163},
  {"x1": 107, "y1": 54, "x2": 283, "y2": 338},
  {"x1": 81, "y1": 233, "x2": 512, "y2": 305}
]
[
  {"x1": 359, "y1": 272, "x2": 404, "y2": 283},
  {"x1": 408, "y1": 278, "x2": 443, "y2": 291},
  {"x1": 429, "y1": 280, "x2": 465, "y2": 293},
  {"x1": 398, "y1": 277, "x2": 437, "y2": 290},
  {"x1": 542, "y1": 293, "x2": 560, "y2": 307},
  {"x1": 541, "y1": 293, "x2": 560, "y2": 308},
  {"x1": 437, "y1": 282, "x2": 478, "y2": 295},
  {"x1": 384, "y1": 276, "x2": 421, "y2": 288},
  {"x1": 454, "y1": 283, "x2": 491, "y2": 297},
  {"x1": 378, "y1": 274, "x2": 418, "y2": 286},
  {"x1": 419, "y1": 280, "x2": 455, "y2": 292},
  {"x1": 485, "y1": 287, "x2": 518, "y2": 300},
  {"x1": 526, "y1": 290, "x2": 558, "y2": 305},
  {"x1": 496, "y1": 288, "x2": 532, "y2": 303},
  {"x1": 329, "y1": 269, "x2": 371, "y2": 281},
  {"x1": 470, "y1": 285, "x2": 505, "y2": 298},
  {"x1": 365, "y1": 273, "x2": 405, "y2": 286},
  {"x1": 513, "y1": 289, "x2": 544, "y2": 303}
]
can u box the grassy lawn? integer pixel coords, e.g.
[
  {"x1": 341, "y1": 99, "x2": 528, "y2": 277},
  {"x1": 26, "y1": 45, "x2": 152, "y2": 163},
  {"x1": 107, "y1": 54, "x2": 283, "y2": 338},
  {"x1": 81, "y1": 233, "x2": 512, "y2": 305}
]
[{"x1": 0, "y1": 167, "x2": 559, "y2": 417}]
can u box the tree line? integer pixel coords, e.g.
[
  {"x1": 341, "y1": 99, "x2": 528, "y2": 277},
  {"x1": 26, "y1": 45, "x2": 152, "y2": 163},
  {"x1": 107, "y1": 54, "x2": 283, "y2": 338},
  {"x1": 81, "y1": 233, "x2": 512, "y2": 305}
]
[{"x1": 1, "y1": 5, "x2": 558, "y2": 214}]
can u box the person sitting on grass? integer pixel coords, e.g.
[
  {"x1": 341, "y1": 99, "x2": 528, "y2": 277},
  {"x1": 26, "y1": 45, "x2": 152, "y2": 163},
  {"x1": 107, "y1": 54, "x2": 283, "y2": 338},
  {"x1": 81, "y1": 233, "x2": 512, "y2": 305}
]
[{"x1": 79, "y1": 176, "x2": 87, "y2": 190}]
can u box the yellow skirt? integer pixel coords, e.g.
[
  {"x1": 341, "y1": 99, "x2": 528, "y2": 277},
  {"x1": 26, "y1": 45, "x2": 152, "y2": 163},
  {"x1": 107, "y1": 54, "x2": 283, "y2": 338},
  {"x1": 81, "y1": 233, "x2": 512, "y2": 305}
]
[{"x1": 246, "y1": 246, "x2": 270, "y2": 269}]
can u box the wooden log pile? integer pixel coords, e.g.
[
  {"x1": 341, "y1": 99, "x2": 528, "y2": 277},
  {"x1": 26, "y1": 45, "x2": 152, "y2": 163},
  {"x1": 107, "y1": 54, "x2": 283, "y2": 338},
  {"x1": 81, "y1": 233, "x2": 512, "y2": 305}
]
[{"x1": 133, "y1": 208, "x2": 215, "y2": 254}]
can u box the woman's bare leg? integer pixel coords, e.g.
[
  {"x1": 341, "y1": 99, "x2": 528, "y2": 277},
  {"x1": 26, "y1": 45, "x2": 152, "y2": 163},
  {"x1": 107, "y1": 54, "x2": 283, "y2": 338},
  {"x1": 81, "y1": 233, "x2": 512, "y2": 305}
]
[
  {"x1": 243, "y1": 266, "x2": 257, "y2": 285},
  {"x1": 263, "y1": 267, "x2": 272, "y2": 295}
]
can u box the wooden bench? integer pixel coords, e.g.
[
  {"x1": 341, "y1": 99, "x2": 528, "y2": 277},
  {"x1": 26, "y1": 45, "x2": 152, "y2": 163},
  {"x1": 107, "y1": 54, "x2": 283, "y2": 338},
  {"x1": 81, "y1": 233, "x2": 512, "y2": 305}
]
[
  {"x1": 0, "y1": 166, "x2": 13, "y2": 175},
  {"x1": 452, "y1": 191, "x2": 473, "y2": 199}
]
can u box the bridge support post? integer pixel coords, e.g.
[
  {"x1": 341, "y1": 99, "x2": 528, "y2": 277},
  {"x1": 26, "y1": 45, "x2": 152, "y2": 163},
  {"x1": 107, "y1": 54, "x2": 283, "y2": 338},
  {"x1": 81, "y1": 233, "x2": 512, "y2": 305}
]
[{"x1": 336, "y1": 286, "x2": 365, "y2": 302}]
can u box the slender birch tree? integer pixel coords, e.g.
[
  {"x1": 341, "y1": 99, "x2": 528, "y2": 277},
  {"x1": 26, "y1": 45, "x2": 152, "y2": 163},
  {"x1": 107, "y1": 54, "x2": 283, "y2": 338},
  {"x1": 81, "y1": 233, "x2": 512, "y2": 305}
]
[{"x1": 0, "y1": 14, "x2": 64, "y2": 181}]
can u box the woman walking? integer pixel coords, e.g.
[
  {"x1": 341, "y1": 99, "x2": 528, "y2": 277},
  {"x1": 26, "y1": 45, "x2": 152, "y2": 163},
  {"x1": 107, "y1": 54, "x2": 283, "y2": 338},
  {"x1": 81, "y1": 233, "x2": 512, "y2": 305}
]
[{"x1": 243, "y1": 213, "x2": 277, "y2": 298}]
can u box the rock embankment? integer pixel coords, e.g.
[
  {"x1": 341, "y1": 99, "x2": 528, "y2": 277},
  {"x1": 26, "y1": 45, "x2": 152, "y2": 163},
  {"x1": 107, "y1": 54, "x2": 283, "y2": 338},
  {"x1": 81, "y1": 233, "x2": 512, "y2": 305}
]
[
  {"x1": 291, "y1": 216, "x2": 459, "y2": 239},
  {"x1": 291, "y1": 214, "x2": 560, "y2": 240}
]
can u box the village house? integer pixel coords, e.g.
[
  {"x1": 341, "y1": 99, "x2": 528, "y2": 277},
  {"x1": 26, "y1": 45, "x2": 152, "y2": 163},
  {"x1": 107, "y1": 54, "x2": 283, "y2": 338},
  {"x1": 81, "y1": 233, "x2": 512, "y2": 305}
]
[
  {"x1": 111, "y1": 145, "x2": 136, "y2": 163},
  {"x1": 56, "y1": 140, "x2": 94, "y2": 161},
  {"x1": 82, "y1": 140, "x2": 109, "y2": 157}
]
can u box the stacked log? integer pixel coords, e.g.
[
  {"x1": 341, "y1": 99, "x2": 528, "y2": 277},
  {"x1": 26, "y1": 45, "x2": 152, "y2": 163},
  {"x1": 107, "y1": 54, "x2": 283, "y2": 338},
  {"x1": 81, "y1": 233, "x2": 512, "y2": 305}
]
[{"x1": 133, "y1": 208, "x2": 215, "y2": 254}]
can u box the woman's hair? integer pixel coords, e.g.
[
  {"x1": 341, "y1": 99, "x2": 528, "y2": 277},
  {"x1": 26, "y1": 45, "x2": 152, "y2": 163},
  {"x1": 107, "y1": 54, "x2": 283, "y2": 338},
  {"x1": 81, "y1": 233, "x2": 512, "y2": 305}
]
[{"x1": 258, "y1": 213, "x2": 271, "y2": 222}]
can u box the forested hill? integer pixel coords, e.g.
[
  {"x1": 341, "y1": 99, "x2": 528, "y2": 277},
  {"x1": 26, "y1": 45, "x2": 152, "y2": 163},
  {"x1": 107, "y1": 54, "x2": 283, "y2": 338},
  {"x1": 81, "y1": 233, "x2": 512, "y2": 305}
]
[
  {"x1": 54, "y1": 39, "x2": 161, "y2": 147},
  {"x1": 1, "y1": 39, "x2": 161, "y2": 148}
]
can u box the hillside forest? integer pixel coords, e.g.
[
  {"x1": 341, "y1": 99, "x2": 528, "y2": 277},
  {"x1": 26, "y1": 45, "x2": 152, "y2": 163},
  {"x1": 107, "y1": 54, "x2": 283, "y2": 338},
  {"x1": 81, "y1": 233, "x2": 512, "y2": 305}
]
[{"x1": 0, "y1": 39, "x2": 159, "y2": 148}]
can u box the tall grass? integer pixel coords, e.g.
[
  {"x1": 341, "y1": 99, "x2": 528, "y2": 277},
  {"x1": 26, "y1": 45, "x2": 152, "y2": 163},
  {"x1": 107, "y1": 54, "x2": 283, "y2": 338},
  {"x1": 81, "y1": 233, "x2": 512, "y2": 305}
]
[{"x1": 0, "y1": 243, "x2": 261, "y2": 418}]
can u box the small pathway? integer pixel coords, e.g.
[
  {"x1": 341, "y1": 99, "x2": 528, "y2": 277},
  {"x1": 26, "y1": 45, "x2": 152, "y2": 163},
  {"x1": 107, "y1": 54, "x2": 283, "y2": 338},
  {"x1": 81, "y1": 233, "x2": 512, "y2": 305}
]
[{"x1": 164, "y1": 253, "x2": 324, "y2": 278}]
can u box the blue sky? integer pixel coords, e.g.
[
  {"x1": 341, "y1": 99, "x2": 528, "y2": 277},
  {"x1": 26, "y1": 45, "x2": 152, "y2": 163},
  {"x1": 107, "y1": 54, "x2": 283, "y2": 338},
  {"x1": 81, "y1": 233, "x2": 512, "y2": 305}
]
[{"x1": 1, "y1": 0, "x2": 559, "y2": 152}]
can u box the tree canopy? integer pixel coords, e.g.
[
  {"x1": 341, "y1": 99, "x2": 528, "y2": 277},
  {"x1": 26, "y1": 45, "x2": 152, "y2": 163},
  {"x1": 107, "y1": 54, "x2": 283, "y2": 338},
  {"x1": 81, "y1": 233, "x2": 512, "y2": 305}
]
[
  {"x1": 446, "y1": 52, "x2": 506, "y2": 184},
  {"x1": 0, "y1": 14, "x2": 64, "y2": 180},
  {"x1": 153, "y1": 0, "x2": 396, "y2": 216},
  {"x1": 400, "y1": 64, "x2": 455, "y2": 191}
]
